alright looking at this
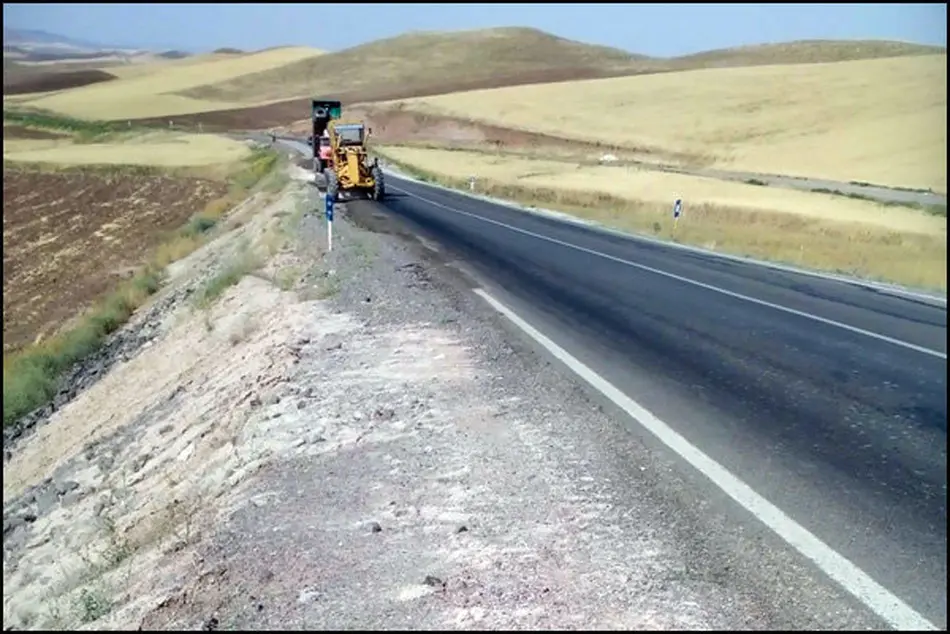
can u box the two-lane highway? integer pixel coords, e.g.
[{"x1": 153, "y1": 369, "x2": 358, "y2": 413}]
[
  {"x1": 375, "y1": 172, "x2": 947, "y2": 629},
  {"x1": 281, "y1": 139, "x2": 946, "y2": 628}
]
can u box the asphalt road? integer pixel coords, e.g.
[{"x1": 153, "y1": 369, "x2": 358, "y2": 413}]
[{"x1": 280, "y1": 140, "x2": 946, "y2": 628}]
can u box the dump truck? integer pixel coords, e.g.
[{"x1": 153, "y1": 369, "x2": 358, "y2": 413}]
[
  {"x1": 310, "y1": 98, "x2": 342, "y2": 174},
  {"x1": 317, "y1": 131, "x2": 332, "y2": 167}
]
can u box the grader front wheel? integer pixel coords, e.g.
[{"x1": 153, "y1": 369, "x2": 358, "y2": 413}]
[{"x1": 372, "y1": 166, "x2": 385, "y2": 201}]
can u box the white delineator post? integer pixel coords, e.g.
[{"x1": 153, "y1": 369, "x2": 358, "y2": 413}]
[{"x1": 469, "y1": 175, "x2": 476, "y2": 192}]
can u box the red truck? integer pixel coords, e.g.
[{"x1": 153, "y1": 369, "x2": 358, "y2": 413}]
[{"x1": 317, "y1": 133, "x2": 332, "y2": 169}]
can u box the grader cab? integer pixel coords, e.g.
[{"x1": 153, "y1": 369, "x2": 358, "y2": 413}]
[{"x1": 324, "y1": 120, "x2": 384, "y2": 202}]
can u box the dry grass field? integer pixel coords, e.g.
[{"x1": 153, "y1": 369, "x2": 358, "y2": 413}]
[
  {"x1": 103, "y1": 51, "x2": 244, "y2": 80},
  {"x1": 388, "y1": 54, "x2": 948, "y2": 193},
  {"x1": 666, "y1": 39, "x2": 945, "y2": 69},
  {"x1": 379, "y1": 146, "x2": 947, "y2": 291},
  {"x1": 12, "y1": 46, "x2": 323, "y2": 120},
  {"x1": 3, "y1": 130, "x2": 252, "y2": 167}
]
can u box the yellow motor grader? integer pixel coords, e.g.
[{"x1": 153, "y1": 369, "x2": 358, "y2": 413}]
[{"x1": 323, "y1": 120, "x2": 385, "y2": 202}]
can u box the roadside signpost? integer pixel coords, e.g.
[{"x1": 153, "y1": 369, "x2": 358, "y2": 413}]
[
  {"x1": 325, "y1": 194, "x2": 335, "y2": 252},
  {"x1": 673, "y1": 198, "x2": 682, "y2": 229}
]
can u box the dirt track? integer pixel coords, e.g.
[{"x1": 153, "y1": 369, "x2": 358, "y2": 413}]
[
  {"x1": 2, "y1": 125, "x2": 68, "y2": 140},
  {"x1": 3, "y1": 69, "x2": 117, "y2": 95},
  {"x1": 2, "y1": 166, "x2": 227, "y2": 352}
]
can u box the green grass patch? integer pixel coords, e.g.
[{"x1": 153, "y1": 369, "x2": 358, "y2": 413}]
[
  {"x1": 73, "y1": 586, "x2": 112, "y2": 624},
  {"x1": 3, "y1": 108, "x2": 140, "y2": 141},
  {"x1": 3, "y1": 268, "x2": 163, "y2": 426},
  {"x1": 231, "y1": 147, "x2": 279, "y2": 191},
  {"x1": 193, "y1": 247, "x2": 262, "y2": 310}
]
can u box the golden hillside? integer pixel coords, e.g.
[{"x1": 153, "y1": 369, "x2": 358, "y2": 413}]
[
  {"x1": 178, "y1": 27, "x2": 656, "y2": 105},
  {"x1": 11, "y1": 46, "x2": 325, "y2": 120},
  {"x1": 390, "y1": 54, "x2": 948, "y2": 192}
]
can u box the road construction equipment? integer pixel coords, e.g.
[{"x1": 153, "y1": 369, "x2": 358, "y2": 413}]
[
  {"x1": 310, "y1": 98, "x2": 342, "y2": 173},
  {"x1": 324, "y1": 120, "x2": 385, "y2": 202}
]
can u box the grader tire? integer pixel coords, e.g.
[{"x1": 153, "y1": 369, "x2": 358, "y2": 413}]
[{"x1": 372, "y1": 166, "x2": 385, "y2": 201}]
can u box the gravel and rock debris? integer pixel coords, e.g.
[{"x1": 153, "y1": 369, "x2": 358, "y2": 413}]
[{"x1": 2, "y1": 167, "x2": 879, "y2": 630}]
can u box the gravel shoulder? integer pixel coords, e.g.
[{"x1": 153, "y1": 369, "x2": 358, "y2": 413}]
[{"x1": 3, "y1": 168, "x2": 884, "y2": 630}]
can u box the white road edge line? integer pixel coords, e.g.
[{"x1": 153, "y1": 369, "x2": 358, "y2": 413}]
[
  {"x1": 393, "y1": 185, "x2": 947, "y2": 360},
  {"x1": 472, "y1": 287, "x2": 938, "y2": 631}
]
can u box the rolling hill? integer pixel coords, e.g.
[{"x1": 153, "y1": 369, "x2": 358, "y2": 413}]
[
  {"x1": 3, "y1": 27, "x2": 114, "y2": 50},
  {"x1": 8, "y1": 46, "x2": 325, "y2": 120},
  {"x1": 668, "y1": 39, "x2": 945, "y2": 69},
  {"x1": 2, "y1": 27, "x2": 148, "y2": 62},
  {"x1": 178, "y1": 28, "x2": 947, "y2": 108},
  {"x1": 179, "y1": 27, "x2": 659, "y2": 105}
]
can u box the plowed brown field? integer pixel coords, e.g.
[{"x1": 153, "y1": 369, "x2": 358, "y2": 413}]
[{"x1": 2, "y1": 166, "x2": 228, "y2": 351}]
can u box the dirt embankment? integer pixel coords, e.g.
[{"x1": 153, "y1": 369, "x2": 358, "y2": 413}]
[{"x1": 2, "y1": 166, "x2": 228, "y2": 352}]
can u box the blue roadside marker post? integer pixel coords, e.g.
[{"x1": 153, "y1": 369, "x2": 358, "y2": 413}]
[
  {"x1": 325, "y1": 193, "x2": 335, "y2": 252},
  {"x1": 673, "y1": 198, "x2": 682, "y2": 230}
]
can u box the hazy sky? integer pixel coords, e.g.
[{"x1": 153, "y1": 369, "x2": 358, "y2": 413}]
[{"x1": 4, "y1": 3, "x2": 947, "y2": 56}]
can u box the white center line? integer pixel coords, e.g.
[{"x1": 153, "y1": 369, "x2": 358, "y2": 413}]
[
  {"x1": 392, "y1": 185, "x2": 946, "y2": 360},
  {"x1": 473, "y1": 286, "x2": 938, "y2": 631}
]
